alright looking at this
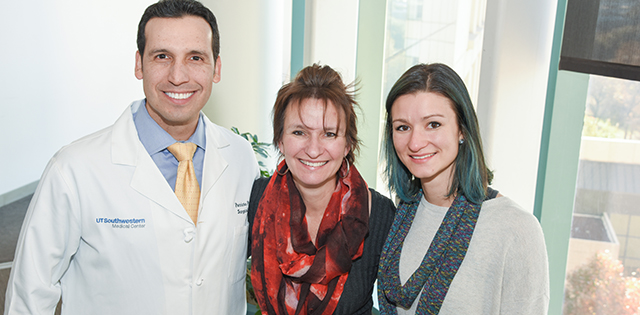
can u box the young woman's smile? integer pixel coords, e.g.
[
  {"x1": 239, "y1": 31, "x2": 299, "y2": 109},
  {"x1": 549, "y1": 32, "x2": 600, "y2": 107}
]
[{"x1": 391, "y1": 92, "x2": 463, "y2": 188}]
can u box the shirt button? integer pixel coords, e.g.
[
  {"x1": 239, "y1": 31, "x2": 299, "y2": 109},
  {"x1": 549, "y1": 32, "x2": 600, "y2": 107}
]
[
  {"x1": 183, "y1": 227, "x2": 195, "y2": 243},
  {"x1": 196, "y1": 278, "x2": 204, "y2": 286}
]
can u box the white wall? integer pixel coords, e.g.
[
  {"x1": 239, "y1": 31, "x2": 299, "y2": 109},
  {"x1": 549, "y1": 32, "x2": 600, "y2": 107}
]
[
  {"x1": 0, "y1": 0, "x2": 155, "y2": 197},
  {"x1": 201, "y1": 0, "x2": 359, "y2": 172},
  {"x1": 305, "y1": 0, "x2": 359, "y2": 84},
  {"x1": 0, "y1": 0, "x2": 292, "y2": 196},
  {"x1": 197, "y1": 0, "x2": 361, "y2": 171},
  {"x1": 477, "y1": 0, "x2": 558, "y2": 211},
  {"x1": 203, "y1": 0, "x2": 290, "y2": 150}
]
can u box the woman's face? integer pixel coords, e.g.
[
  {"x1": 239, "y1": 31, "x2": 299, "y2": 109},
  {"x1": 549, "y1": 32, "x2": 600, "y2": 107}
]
[
  {"x1": 278, "y1": 98, "x2": 350, "y2": 192},
  {"x1": 391, "y1": 92, "x2": 462, "y2": 189}
]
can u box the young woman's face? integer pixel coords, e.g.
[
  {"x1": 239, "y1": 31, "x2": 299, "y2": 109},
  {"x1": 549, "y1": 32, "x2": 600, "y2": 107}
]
[
  {"x1": 391, "y1": 92, "x2": 462, "y2": 188},
  {"x1": 278, "y1": 98, "x2": 350, "y2": 192}
]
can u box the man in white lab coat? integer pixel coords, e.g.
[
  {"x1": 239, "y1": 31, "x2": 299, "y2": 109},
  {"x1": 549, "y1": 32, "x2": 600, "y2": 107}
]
[{"x1": 4, "y1": 0, "x2": 259, "y2": 314}]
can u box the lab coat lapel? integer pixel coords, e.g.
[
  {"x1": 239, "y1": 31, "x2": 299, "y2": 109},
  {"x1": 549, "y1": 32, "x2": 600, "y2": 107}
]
[
  {"x1": 111, "y1": 102, "x2": 193, "y2": 224},
  {"x1": 200, "y1": 118, "x2": 229, "y2": 202},
  {"x1": 130, "y1": 154, "x2": 192, "y2": 223}
]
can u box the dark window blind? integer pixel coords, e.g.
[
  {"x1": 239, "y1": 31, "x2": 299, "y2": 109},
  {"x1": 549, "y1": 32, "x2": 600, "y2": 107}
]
[{"x1": 560, "y1": 0, "x2": 640, "y2": 81}]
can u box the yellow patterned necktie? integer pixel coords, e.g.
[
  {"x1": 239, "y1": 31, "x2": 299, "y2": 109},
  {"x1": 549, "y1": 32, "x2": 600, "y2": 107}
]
[{"x1": 167, "y1": 142, "x2": 200, "y2": 225}]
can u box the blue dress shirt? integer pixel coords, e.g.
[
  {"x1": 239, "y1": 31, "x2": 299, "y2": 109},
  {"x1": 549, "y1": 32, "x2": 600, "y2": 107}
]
[{"x1": 132, "y1": 100, "x2": 206, "y2": 191}]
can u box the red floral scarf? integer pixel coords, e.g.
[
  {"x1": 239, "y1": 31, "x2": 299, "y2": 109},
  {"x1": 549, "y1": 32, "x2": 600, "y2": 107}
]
[{"x1": 251, "y1": 160, "x2": 369, "y2": 315}]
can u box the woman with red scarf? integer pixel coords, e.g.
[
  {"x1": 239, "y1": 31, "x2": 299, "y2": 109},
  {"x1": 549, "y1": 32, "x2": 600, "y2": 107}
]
[{"x1": 249, "y1": 64, "x2": 396, "y2": 315}]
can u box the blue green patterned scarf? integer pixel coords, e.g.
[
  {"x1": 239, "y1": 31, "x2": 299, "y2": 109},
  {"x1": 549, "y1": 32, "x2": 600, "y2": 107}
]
[{"x1": 377, "y1": 192, "x2": 481, "y2": 314}]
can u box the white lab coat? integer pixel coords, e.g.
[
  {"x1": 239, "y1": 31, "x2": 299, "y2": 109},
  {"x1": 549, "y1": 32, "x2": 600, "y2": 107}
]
[{"x1": 5, "y1": 100, "x2": 259, "y2": 315}]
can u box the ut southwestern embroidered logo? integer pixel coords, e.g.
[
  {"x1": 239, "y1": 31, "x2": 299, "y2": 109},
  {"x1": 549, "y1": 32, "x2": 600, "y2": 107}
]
[{"x1": 96, "y1": 217, "x2": 146, "y2": 229}]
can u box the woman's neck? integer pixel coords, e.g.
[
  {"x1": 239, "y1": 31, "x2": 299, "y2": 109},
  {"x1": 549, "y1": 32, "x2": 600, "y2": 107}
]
[
  {"x1": 294, "y1": 177, "x2": 337, "y2": 245},
  {"x1": 421, "y1": 171, "x2": 456, "y2": 208},
  {"x1": 298, "y1": 185, "x2": 333, "y2": 215}
]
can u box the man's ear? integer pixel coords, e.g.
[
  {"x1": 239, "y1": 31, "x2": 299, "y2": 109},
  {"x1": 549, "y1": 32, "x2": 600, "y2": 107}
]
[
  {"x1": 135, "y1": 51, "x2": 143, "y2": 80},
  {"x1": 213, "y1": 55, "x2": 221, "y2": 83}
]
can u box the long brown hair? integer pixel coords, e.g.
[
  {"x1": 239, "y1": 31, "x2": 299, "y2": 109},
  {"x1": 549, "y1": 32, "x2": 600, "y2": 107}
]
[{"x1": 272, "y1": 64, "x2": 361, "y2": 165}]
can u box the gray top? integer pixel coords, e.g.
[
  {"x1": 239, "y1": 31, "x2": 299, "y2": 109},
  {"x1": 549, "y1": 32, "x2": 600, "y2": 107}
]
[{"x1": 397, "y1": 195, "x2": 549, "y2": 314}]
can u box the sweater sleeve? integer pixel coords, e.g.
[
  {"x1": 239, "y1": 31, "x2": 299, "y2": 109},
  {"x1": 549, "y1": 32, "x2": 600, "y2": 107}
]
[
  {"x1": 334, "y1": 189, "x2": 396, "y2": 314},
  {"x1": 499, "y1": 210, "x2": 550, "y2": 314},
  {"x1": 248, "y1": 177, "x2": 270, "y2": 257}
]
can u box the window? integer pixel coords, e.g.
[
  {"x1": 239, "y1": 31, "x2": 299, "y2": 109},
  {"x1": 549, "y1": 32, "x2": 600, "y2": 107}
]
[
  {"x1": 383, "y1": 0, "x2": 487, "y2": 104},
  {"x1": 562, "y1": 75, "x2": 640, "y2": 314},
  {"x1": 560, "y1": 0, "x2": 640, "y2": 81}
]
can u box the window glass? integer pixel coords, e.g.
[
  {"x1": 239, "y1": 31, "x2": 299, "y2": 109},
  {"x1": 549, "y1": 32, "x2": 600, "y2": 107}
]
[
  {"x1": 560, "y1": 0, "x2": 640, "y2": 81},
  {"x1": 563, "y1": 75, "x2": 640, "y2": 314},
  {"x1": 383, "y1": 0, "x2": 487, "y2": 105}
]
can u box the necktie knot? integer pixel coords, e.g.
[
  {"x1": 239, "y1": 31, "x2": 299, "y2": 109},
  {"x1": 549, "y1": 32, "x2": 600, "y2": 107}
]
[{"x1": 168, "y1": 142, "x2": 197, "y2": 162}]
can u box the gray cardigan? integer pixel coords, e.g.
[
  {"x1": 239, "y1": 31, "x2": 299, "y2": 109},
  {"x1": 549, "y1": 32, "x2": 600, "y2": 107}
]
[{"x1": 396, "y1": 194, "x2": 549, "y2": 314}]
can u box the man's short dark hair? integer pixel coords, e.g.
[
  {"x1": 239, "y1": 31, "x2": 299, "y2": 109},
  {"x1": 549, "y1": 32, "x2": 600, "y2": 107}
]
[{"x1": 137, "y1": 0, "x2": 220, "y2": 61}]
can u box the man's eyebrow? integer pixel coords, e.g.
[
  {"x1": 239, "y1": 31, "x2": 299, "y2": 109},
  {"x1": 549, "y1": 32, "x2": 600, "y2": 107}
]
[
  {"x1": 147, "y1": 49, "x2": 208, "y2": 57},
  {"x1": 189, "y1": 50, "x2": 207, "y2": 56},
  {"x1": 148, "y1": 48, "x2": 170, "y2": 55}
]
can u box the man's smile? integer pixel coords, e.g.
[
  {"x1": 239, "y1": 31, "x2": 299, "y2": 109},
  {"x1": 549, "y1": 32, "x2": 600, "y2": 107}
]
[{"x1": 164, "y1": 92, "x2": 195, "y2": 100}]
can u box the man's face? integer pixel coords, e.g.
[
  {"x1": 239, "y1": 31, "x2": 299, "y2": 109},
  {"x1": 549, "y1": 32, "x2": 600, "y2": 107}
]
[{"x1": 135, "y1": 16, "x2": 221, "y2": 138}]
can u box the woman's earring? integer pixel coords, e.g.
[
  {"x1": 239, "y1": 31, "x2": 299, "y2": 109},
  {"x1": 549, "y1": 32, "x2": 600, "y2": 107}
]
[
  {"x1": 339, "y1": 157, "x2": 351, "y2": 178},
  {"x1": 275, "y1": 155, "x2": 289, "y2": 176},
  {"x1": 459, "y1": 139, "x2": 465, "y2": 145}
]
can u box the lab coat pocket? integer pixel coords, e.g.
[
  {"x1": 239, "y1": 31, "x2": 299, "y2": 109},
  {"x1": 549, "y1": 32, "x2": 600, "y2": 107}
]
[{"x1": 228, "y1": 224, "x2": 249, "y2": 282}]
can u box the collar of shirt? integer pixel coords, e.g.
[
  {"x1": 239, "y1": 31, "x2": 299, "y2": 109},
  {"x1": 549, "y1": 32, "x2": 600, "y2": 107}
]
[
  {"x1": 132, "y1": 100, "x2": 206, "y2": 190},
  {"x1": 133, "y1": 101, "x2": 206, "y2": 153}
]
